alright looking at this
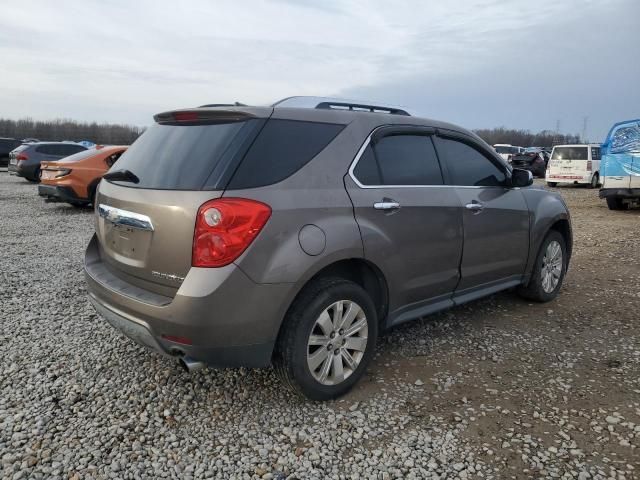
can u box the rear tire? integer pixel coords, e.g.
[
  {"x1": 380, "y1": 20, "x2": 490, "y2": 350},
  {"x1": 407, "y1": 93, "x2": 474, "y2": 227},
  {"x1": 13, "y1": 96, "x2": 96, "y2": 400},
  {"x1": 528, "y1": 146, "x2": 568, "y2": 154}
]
[
  {"x1": 547, "y1": 182, "x2": 558, "y2": 188},
  {"x1": 606, "y1": 197, "x2": 626, "y2": 210},
  {"x1": 273, "y1": 277, "x2": 378, "y2": 401},
  {"x1": 518, "y1": 230, "x2": 567, "y2": 303},
  {"x1": 589, "y1": 173, "x2": 599, "y2": 188},
  {"x1": 27, "y1": 168, "x2": 41, "y2": 183}
]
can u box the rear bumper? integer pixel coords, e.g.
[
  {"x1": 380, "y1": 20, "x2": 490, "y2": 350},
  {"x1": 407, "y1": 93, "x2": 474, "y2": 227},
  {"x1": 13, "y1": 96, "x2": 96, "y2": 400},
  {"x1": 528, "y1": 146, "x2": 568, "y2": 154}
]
[
  {"x1": 84, "y1": 235, "x2": 294, "y2": 368},
  {"x1": 599, "y1": 188, "x2": 640, "y2": 199},
  {"x1": 7, "y1": 163, "x2": 22, "y2": 176},
  {"x1": 546, "y1": 174, "x2": 591, "y2": 183},
  {"x1": 38, "y1": 184, "x2": 86, "y2": 203},
  {"x1": 8, "y1": 162, "x2": 37, "y2": 179}
]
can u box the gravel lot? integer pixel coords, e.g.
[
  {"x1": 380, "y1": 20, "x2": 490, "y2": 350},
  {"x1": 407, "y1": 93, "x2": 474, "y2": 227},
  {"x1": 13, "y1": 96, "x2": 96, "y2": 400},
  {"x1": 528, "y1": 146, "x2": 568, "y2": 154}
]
[{"x1": 1, "y1": 172, "x2": 639, "y2": 480}]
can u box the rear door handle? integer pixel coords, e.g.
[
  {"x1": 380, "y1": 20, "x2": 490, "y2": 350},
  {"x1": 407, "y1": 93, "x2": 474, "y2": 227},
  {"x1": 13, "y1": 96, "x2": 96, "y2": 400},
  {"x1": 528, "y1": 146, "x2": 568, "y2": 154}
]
[
  {"x1": 465, "y1": 202, "x2": 485, "y2": 213},
  {"x1": 374, "y1": 201, "x2": 401, "y2": 211}
]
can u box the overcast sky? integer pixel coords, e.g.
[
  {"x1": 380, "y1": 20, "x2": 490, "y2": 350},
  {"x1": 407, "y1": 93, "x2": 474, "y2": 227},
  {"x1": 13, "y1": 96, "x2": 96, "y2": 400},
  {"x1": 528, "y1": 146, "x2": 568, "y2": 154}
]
[{"x1": 1, "y1": 0, "x2": 638, "y2": 141}]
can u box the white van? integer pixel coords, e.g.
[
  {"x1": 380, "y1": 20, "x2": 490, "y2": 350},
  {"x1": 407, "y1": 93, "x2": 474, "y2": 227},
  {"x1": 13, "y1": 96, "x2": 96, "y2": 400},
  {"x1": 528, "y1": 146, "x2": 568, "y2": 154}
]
[
  {"x1": 494, "y1": 144, "x2": 524, "y2": 162},
  {"x1": 546, "y1": 144, "x2": 602, "y2": 188}
]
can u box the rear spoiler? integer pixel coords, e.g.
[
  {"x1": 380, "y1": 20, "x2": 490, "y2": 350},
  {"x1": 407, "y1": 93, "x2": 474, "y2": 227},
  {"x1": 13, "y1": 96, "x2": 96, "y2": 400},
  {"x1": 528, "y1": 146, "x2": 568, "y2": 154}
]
[{"x1": 154, "y1": 107, "x2": 272, "y2": 125}]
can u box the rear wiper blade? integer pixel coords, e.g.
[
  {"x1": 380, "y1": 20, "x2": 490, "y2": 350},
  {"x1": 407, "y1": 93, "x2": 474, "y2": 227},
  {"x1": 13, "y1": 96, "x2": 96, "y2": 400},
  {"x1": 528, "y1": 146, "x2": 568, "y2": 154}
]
[{"x1": 103, "y1": 169, "x2": 139, "y2": 184}]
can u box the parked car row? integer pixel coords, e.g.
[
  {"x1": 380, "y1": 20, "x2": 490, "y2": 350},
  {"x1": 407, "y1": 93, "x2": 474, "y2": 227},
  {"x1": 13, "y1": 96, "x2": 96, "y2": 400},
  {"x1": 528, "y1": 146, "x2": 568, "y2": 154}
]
[
  {"x1": 8, "y1": 142, "x2": 88, "y2": 181},
  {"x1": 7, "y1": 101, "x2": 634, "y2": 399},
  {"x1": 5, "y1": 140, "x2": 128, "y2": 207}
]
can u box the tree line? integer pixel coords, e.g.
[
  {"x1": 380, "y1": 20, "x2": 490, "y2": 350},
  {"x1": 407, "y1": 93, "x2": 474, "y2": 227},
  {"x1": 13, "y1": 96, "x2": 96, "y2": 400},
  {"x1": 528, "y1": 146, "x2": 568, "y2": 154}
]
[
  {"x1": 0, "y1": 117, "x2": 585, "y2": 148},
  {"x1": 0, "y1": 118, "x2": 144, "y2": 145},
  {"x1": 473, "y1": 127, "x2": 582, "y2": 147}
]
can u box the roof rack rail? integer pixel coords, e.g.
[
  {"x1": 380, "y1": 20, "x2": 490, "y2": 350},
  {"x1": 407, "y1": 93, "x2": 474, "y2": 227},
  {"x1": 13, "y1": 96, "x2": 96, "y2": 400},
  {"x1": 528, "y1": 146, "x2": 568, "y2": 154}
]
[
  {"x1": 315, "y1": 101, "x2": 410, "y2": 116},
  {"x1": 272, "y1": 96, "x2": 411, "y2": 116}
]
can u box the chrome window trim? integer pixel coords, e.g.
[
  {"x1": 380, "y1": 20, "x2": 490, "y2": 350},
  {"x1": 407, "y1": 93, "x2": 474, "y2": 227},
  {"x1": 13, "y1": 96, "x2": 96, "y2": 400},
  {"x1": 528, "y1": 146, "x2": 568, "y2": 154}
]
[
  {"x1": 347, "y1": 126, "x2": 508, "y2": 190},
  {"x1": 98, "y1": 204, "x2": 154, "y2": 231}
]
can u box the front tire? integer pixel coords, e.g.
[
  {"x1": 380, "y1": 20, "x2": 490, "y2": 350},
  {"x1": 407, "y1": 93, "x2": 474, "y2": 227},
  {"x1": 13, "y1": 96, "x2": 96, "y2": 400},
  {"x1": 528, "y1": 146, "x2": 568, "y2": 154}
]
[
  {"x1": 518, "y1": 230, "x2": 567, "y2": 302},
  {"x1": 547, "y1": 182, "x2": 558, "y2": 188},
  {"x1": 589, "y1": 173, "x2": 599, "y2": 189},
  {"x1": 274, "y1": 278, "x2": 378, "y2": 401}
]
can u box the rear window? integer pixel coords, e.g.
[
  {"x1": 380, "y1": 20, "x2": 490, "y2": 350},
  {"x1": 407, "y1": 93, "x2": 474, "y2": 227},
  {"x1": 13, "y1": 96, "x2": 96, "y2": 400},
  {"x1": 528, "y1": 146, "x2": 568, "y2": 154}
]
[
  {"x1": 551, "y1": 147, "x2": 588, "y2": 160},
  {"x1": 60, "y1": 144, "x2": 86, "y2": 156},
  {"x1": 11, "y1": 145, "x2": 29, "y2": 154},
  {"x1": 494, "y1": 146, "x2": 517, "y2": 154},
  {"x1": 109, "y1": 121, "x2": 259, "y2": 190},
  {"x1": 58, "y1": 148, "x2": 99, "y2": 163},
  {"x1": 227, "y1": 119, "x2": 344, "y2": 189}
]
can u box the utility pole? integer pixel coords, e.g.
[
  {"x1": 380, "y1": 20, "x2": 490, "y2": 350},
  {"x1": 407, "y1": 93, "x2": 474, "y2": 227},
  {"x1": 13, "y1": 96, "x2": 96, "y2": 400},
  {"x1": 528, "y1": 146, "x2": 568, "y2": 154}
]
[{"x1": 582, "y1": 116, "x2": 589, "y2": 143}]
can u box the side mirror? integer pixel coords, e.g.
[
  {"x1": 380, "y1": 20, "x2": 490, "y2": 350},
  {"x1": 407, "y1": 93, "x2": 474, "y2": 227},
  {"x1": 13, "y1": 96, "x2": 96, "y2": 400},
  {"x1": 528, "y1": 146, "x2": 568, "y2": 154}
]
[{"x1": 511, "y1": 168, "x2": 533, "y2": 188}]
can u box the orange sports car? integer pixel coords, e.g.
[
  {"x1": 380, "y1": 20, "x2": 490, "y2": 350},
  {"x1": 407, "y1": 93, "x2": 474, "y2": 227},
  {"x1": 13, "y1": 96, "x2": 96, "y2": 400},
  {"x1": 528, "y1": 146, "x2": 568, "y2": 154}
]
[{"x1": 38, "y1": 145, "x2": 128, "y2": 207}]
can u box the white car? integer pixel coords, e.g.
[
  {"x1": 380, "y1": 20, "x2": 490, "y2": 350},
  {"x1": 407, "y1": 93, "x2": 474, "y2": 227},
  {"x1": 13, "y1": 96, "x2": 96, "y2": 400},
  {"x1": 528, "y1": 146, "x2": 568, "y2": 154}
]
[
  {"x1": 546, "y1": 144, "x2": 602, "y2": 188},
  {"x1": 494, "y1": 144, "x2": 524, "y2": 163}
]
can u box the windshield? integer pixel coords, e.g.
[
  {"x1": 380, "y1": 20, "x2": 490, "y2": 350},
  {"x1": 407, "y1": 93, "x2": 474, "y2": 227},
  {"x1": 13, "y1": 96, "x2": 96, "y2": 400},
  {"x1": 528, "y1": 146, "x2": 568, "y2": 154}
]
[{"x1": 551, "y1": 147, "x2": 588, "y2": 160}]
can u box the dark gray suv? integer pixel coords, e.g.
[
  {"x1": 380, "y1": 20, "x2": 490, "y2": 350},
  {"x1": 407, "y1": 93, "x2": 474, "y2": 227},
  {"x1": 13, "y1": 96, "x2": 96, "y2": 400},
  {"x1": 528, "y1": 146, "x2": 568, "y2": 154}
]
[
  {"x1": 85, "y1": 98, "x2": 572, "y2": 400},
  {"x1": 8, "y1": 142, "x2": 87, "y2": 181}
]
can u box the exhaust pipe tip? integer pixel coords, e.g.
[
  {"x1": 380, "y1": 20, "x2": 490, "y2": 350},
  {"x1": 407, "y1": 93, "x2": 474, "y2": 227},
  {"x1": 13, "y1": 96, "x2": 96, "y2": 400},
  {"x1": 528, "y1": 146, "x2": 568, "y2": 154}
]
[{"x1": 178, "y1": 357, "x2": 205, "y2": 373}]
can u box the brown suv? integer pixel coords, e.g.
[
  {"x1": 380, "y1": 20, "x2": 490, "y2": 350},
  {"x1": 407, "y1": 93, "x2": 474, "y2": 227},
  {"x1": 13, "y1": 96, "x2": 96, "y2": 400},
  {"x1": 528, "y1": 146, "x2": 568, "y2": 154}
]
[{"x1": 85, "y1": 98, "x2": 572, "y2": 400}]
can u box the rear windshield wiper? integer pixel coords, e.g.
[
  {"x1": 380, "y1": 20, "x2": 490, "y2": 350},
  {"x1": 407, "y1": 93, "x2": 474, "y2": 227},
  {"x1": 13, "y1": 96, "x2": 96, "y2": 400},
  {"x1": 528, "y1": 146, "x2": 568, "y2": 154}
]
[{"x1": 103, "y1": 169, "x2": 140, "y2": 184}]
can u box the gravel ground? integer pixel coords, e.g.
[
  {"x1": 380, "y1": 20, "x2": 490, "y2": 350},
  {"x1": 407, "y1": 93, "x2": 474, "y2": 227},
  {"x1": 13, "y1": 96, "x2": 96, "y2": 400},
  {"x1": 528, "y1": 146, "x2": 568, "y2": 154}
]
[{"x1": 1, "y1": 173, "x2": 639, "y2": 480}]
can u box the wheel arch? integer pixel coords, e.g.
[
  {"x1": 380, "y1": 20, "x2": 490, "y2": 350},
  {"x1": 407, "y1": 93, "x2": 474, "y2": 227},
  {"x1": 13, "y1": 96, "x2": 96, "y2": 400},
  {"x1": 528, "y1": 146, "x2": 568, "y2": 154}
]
[{"x1": 272, "y1": 257, "x2": 389, "y2": 359}]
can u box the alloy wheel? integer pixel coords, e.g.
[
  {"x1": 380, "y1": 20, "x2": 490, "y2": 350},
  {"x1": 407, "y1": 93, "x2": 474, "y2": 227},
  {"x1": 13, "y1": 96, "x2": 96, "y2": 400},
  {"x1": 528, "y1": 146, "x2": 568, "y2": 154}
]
[
  {"x1": 306, "y1": 300, "x2": 368, "y2": 385},
  {"x1": 541, "y1": 240, "x2": 563, "y2": 293}
]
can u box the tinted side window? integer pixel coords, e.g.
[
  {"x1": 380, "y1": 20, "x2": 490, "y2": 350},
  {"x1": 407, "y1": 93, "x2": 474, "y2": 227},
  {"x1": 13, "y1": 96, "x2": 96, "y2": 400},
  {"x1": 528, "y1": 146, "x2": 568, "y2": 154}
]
[
  {"x1": 36, "y1": 145, "x2": 57, "y2": 155},
  {"x1": 436, "y1": 137, "x2": 506, "y2": 187},
  {"x1": 105, "y1": 151, "x2": 124, "y2": 168},
  {"x1": 374, "y1": 135, "x2": 442, "y2": 185},
  {"x1": 227, "y1": 119, "x2": 344, "y2": 189},
  {"x1": 591, "y1": 147, "x2": 601, "y2": 160},
  {"x1": 353, "y1": 146, "x2": 381, "y2": 184},
  {"x1": 62, "y1": 145, "x2": 85, "y2": 155}
]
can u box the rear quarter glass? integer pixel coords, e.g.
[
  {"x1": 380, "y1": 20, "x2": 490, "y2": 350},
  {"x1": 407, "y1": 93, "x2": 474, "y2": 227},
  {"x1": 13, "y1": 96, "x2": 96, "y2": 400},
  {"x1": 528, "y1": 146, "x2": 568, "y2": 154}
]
[{"x1": 226, "y1": 119, "x2": 345, "y2": 189}]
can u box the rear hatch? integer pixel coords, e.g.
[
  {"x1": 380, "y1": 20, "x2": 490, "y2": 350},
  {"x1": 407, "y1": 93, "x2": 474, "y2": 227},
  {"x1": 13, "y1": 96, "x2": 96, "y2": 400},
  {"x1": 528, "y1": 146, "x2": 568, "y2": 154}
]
[
  {"x1": 9, "y1": 145, "x2": 28, "y2": 165},
  {"x1": 548, "y1": 146, "x2": 590, "y2": 179},
  {"x1": 94, "y1": 108, "x2": 272, "y2": 296}
]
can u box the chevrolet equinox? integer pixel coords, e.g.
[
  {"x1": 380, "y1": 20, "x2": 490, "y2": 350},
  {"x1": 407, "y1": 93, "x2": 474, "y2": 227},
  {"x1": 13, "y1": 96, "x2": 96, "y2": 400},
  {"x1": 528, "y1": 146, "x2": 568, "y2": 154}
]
[{"x1": 85, "y1": 97, "x2": 572, "y2": 400}]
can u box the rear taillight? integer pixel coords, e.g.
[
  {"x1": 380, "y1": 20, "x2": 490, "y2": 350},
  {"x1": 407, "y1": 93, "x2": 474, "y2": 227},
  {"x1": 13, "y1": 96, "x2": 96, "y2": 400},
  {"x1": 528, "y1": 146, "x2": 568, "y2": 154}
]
[
  {"x1": 54, "y1": 168, "x2": 72, "y2": 178},
  {"x1": 586, "y1": 160, "x2": 592, "y2": 171},
  {"x1": 192, "y1": 198, "x2": 271, "y2": 268},
  {"x1": 16, "y1": 153, "x2": 28, "y2": 161}
]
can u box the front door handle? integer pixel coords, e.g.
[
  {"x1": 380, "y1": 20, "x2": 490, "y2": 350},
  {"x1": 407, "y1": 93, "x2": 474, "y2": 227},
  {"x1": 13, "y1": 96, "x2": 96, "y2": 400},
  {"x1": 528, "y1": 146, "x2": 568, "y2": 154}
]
[
  {"x1": 374, "y1": 201, "x2": 401, "y2": 211},
  {"x1": 465, "y1": 202, "x2": 485, "y2": 213}
]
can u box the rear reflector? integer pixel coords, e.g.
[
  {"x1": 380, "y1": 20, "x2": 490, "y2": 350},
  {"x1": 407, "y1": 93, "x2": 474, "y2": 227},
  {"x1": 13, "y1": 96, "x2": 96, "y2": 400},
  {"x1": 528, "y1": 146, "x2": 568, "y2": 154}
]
[{"x1": 192, "y1": 198, "x2": 271, "y2": 268}]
